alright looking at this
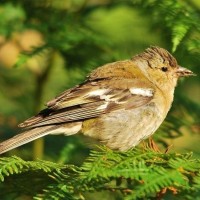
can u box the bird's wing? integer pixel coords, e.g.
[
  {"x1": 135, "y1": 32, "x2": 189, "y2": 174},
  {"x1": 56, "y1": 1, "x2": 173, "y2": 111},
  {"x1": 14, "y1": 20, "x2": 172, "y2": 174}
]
[{"x1": 19, "y1": 78, "x2": 155, "y2": 128}]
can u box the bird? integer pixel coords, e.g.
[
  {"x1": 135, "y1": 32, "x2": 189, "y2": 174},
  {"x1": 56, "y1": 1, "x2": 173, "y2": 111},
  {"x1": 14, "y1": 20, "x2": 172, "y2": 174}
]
[{"x1": 0, "y1": 46, "x2": 194, "y2": 154}]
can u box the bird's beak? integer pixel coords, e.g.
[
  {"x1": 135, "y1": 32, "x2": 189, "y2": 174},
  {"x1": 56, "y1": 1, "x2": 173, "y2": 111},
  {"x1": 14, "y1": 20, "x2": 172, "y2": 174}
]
[{"x1": 176, "y1": 66, "x2": 196, "y2": 77}]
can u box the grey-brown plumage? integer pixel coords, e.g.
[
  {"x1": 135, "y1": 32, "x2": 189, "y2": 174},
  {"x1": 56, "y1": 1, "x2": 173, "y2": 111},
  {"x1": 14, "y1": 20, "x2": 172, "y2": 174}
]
[{"x1": 0, "y1": 46, "x2": 194, "y2": 154}]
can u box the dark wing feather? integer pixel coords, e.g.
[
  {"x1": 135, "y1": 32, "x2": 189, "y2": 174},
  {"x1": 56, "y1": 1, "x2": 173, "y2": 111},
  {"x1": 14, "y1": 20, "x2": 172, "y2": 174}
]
[
  {"x1": 19, "y1": 79, "x2": 154, "y2": 129},
  {"x1": 24, "y1": 102, "x2": 105, "y2": 128}
]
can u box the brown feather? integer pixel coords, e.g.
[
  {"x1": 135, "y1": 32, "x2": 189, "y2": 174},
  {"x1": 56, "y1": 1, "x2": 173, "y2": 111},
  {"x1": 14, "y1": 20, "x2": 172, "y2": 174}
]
[
  {"x1": 19, "y1": 76, "x2": 155, "y2": 129},
  {"x1": 0, "y1": 126, "x2": 56, "y2": 154}
]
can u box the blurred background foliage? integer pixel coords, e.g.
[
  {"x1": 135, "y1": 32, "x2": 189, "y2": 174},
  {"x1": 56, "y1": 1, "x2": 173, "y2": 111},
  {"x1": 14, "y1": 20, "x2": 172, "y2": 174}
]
[{"x1": 0, "y1": 0, "x2": 199, "y2": 165}]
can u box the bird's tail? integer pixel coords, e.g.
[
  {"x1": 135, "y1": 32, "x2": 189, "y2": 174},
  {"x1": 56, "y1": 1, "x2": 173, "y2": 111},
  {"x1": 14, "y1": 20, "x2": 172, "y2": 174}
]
[{"x1": 0, "y1": 126, "x2": 56, "y2": 155}]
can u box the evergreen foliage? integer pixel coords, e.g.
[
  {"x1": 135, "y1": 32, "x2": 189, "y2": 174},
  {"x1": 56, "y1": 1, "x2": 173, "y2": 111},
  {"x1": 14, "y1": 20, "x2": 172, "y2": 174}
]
[
  {"x1": 131, "y1": 0, "x2": 200, "y2": 54},
  {"x1": 0, "y1": 147, "x2": 200, "y2": 199}
]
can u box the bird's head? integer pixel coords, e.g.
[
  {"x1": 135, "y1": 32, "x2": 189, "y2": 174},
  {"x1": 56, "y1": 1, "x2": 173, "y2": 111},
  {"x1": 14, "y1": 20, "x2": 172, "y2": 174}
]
[{"x1": 132, "y1": 46, "x2": 195, "y2": 91}]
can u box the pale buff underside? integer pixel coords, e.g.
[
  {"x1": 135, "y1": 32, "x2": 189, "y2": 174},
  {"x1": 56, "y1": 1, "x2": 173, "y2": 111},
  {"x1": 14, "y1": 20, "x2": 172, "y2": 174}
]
[
  {"x1": 48, "y1": 102, "x2": 163, "y2": 151},
  {"x1": 81, "y1": 102, "x2": 163, "y2": 151},
  {"x1": 50, "y1": 97, "x2": 169, "y2": 151}
]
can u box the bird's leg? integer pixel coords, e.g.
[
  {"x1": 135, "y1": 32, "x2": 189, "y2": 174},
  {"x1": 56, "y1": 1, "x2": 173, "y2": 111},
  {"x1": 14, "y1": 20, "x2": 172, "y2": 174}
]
[{"x1": 148, "y1": 137, "x2": 161, "y2": 152}]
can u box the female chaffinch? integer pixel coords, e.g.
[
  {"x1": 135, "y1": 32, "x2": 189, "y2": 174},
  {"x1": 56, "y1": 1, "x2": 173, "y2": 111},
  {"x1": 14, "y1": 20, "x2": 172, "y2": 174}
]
[{"x1": 0, "y1": 46, "x2": 194, "y2": 154}]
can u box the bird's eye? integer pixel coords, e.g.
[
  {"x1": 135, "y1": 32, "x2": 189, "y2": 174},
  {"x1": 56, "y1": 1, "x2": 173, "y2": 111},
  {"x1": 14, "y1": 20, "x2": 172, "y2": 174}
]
[{"x1": 161, "y1": 67, "x2": 168, "y2": 72}]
